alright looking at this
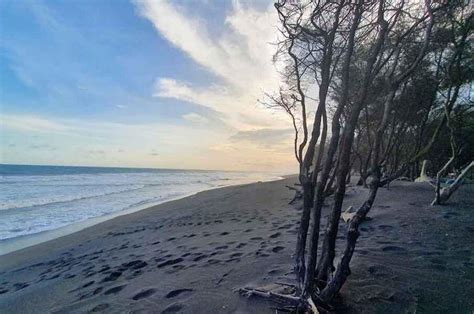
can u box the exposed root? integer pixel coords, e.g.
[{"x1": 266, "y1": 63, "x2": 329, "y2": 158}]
[
  {"x1": 238, "y1": 287, "x2": 300, "y2": 306},
  {"x1": 238, "y1": 283, "x2": 322, "y2": 313}
]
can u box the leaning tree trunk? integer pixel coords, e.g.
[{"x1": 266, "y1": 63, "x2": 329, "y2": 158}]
[
  {"x1": 316, "y1": 0, "x2": 389, "y2": 284},
  {"x1": 320, "y1": 0, "x2": 435, "y2": 295},
  {"x1": 432, "y1": 161, "x2": 473, "y2": 205},
  {"x1": 415, "y1": 160, "x2": 432, "y2": 183},
  {"x1": 433, "y1": 155, "x2": 455, "y2": 204}
]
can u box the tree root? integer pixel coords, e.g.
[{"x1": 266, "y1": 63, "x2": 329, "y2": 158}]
[{"x1": 238, "y1": 283, "x2": 321, "y2": 313}]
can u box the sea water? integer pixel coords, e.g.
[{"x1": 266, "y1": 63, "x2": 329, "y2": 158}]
[{"x1": 0, "y1": 164, "x2": 281, "y2": 251}]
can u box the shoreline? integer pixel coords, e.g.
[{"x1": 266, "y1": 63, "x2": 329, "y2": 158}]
[
  {"x1": 0, "y1": 178, "x2": 472, "y2": 313},
  {"x1": 0, "y1": 176, "x2": 285, "y2": 256}
]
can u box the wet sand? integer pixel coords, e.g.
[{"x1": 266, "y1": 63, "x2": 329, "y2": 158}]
[{"x1": 0, "y1": 178, "x2": 472, "y2": 313}]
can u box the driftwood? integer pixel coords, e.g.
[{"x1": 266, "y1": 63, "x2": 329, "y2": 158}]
[{"x1": 238, "y1": 283, "x2": 320, "y2": 313}]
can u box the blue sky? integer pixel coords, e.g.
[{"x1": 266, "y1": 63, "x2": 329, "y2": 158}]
[{"x1": 0, "y1": 0, "x2": 294, "y2": 172}]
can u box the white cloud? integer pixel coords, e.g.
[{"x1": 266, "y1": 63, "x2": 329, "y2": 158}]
[
  {"x1": 182, "y1": 112, "x2": 209, "y2": 124},
  {"x1": 134, "y1": 0, "x2": 288, "y2": 130},
  {"x1": 229, "y1": 128, "x2": 293, "y2": 149},
  {"x1": 155, "y1": 78, "x2": 231, "y2": 112},
  {"x1": 1, "y1": 2, "x2": 297, "y2": 172},
  {"x1": 0, "y1": 113, "x2": 295, "y2": 171},
  {"x1": 0, "y1": 114, "x2": 72, "y2": 133},
  {"x1": 134, "y1": 0, "x2": 277, "y2": 89}
]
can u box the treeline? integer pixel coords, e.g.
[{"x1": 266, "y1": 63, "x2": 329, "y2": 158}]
[
  {"x1": 245, "y1": 0, "x2": 473, "y2": 311},
  {"x1": 350, "y1": 3, "x2": 473, "y2": 186}
]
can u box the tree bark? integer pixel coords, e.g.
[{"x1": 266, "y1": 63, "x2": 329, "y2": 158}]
[{"x1": 317, "y1": 0, "x2": 390, "y2": 284}]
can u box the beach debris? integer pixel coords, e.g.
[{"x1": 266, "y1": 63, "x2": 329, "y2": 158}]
[
  {"x1": 239, "y1": 283, "x2": 323, "y2": 313},
  {"x1": 341, "y1": 206, "x2": 356, "y2": 223}
]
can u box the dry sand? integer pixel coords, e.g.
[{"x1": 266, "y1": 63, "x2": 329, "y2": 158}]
[{"x1": 0, "y1": 178, "x2": 472, "y2": 313}]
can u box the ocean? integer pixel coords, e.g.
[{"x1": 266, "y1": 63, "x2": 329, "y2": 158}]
[{"x1": 0, "y1": 164, "x2": 281, "y2": 249}]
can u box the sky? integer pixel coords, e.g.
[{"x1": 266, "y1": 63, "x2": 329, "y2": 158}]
[{"x1": 0, "y1": 0, "x2": 296, "y2": 172}]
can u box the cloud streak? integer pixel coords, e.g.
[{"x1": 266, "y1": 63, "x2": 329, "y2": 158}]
[
  {"x1": 134, "y1": 0, "x2": 287, "y2": 130},
  {"x1": 0, "y1": 114, "x2": 72, "y2": 134},
  {"x1": 230, "y1": 128, "x2": 293, "y2": 149}
]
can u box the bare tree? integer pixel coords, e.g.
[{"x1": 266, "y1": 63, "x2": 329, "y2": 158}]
[{"x1": 239, "y1": 0, "x2": 464, "y2": 311}]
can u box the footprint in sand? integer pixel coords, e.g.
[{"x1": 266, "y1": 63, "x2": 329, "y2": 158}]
[
  {"x1": 161, "y1": 303, "x2": 184, "y2": 313},
  {"x1": 104, "y1": 285, "x2": 126, "y2": 295},
  {"x1": 157, "y1": 258, "x2": 184, "y2": 268},
  {"x1": 206, "y1": 259, "x2": 222, "y2": 265},
  {"x1": 101, "y1": 271, "x2": 122, "y2": 282},
  {"x1": 378, "y1": 225, "x2": 394, "y2": 231},
  {"x1": 165, "y1": 288, "x2": 193, "y2": 298},
  {"x1": 367, "y1": 264, "x2": 392, "y2": 277},
  {"x1": 269, "y1": 232, "x2": 281, "y2": 239},
  {"x1": 278, "y1": 224, "x2": 293, "y2": 230},
  {"x1": 255, "y1": 250, "x2": 270, "y2": 257},
  {"x1": 381, "y1": 246, "x2": 406, "y2": 253},
  {"x1": 132, "y1": 288, "x2": 156, "y2": 300},
  {"x1": 79, "y1": 286, "x2": 103, "y2": 300},
  {"x1": 91, "y1": 303, "x2": 109, "y2": 312},
  {"x1": 443, "y1": 212, "x2": 460, "y2": 219},
  {"x1": 267, "y1": 268, "x2": 281, "y2": 275},
  {"x1": 121, "y1": 260, "x2": 148, "y2": 270},
  {"x1": 271, "y1": 246, "x2": 285, "y2": 253},
  {"x1": 98, "y1": 265, "x2": 111, "y2": 273},
  {"x1": 12, "y1": 283, "x2": 29, "y2": 291},
  {"x1": 81, "y1": 280, "x2": 95, "y2": 288},
  {"x1": 192, "y1": 254, "x2": 208, "y2": 262}
]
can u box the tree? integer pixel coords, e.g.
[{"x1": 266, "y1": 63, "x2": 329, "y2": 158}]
[{"x1": 239, "y1": 0, "x2": 455, "y2": 311}]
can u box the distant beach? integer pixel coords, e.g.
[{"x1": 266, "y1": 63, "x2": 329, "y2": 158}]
[{"x1": 0, "y1": 177, "x2": 472, "y2": 313}]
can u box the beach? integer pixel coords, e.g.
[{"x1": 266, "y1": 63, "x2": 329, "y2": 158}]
[{"x1": 0, "y1": 177, "x2": 473, "y2": 313}]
